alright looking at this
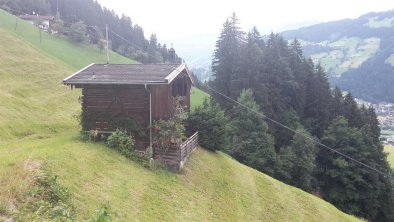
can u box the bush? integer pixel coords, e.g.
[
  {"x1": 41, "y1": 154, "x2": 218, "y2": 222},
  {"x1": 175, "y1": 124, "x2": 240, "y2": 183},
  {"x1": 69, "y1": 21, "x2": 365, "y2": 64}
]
[
  {"x1": 17, "y1": 164, "x2": 76, "y2": 221},
  {"x1": 153, "y1": 102, "x2": 187, "y2": 154},
  {"x1": 68, "y1": 20, "x2": 88, "y2": 43},
  {"x1": 187, "y1": 98, "x2": 229, "y2": 151},
  {"x1": 107, "y1": 129, "x2": 135, "y2": 155},
  {"x1": 17, "y1": 163, "x2": 112, "y2": 221},
  {"x1": 106, "y1": 130, "x2": 154, "y2": 168},
  {"x1": 86, "y1": 205, "x2": 111, "y2": 222}
]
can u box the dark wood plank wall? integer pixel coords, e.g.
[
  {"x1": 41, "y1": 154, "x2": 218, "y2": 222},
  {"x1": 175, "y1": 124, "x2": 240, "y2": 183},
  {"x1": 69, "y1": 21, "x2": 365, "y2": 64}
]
[
  {"x1": 82, "y1": 85, "x2": 150, "y2": 150},
  {"x1": 172, "y1": 72, "x2": 191, "y2": 112},
  {"x1": 150, "y1": 85, "x2": 171, "y2": 120},
  {"x1": 79, "y1": 71, "x2": 192, "y2": 152},
  {"x1": 83, "y1": 85, "x2": 149, "y2": 124},
  {"x1": 184, "y1": 76, "x2": 191, "y2": 111}
]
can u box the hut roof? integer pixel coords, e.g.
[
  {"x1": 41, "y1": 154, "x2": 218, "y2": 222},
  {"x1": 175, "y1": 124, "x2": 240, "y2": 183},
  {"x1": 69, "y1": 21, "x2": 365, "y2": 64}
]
[{"x1": 63, "y1": 63, "x2": 192, "y2": 85}]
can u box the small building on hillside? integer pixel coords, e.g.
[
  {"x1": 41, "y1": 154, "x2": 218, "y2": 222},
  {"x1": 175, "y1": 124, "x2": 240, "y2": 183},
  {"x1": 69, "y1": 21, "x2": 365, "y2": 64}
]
[
  {"x1": 63, "y1": 63, "x2": 198, "y2": 170},
  {"x1": 19, "y1": 14, "x2": 54, "y2": 30}
]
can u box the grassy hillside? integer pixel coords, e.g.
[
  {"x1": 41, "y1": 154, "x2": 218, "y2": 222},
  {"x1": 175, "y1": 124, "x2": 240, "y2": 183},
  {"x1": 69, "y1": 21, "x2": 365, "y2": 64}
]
[
  {"x1": 0, "y1": 9, "x2": 136, "y2": 70},
  {"x1": 0, "y1": 134, "x2": 359, "y2": 221},
  {"x1": 0, "y1": 27, "x2": 79, "y2": 142},
  {"x1": 385, "y1": 145, "x2": 394, "y2": 168},
  {"x1": 0, "y1": 9, "x2": 359, "y2": 222},
  {"x1": 190, "y1": 87, "x2": 210, "y2": 111}
]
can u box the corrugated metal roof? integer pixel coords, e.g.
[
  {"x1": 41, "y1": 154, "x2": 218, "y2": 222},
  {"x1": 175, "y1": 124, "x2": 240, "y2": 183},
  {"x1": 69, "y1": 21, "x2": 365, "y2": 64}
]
[{"x1": 63, "y1": 63, "x2": 189, "y2": 85}]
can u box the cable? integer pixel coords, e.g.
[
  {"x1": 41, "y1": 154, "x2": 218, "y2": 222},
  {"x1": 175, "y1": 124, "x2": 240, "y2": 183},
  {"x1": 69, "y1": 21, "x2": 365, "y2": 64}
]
[
  {"x1": 201, "y1": 83, "x2": 391, "y2": 178},
  {"x1": 5, "y1": 5, "x2": 388, "y2": 178}
]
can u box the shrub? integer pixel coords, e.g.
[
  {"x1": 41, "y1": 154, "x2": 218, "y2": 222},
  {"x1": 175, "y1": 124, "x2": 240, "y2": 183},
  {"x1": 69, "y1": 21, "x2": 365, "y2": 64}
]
[
  {"x1": 86, "y1": 205, "x2": 111, "y2": 222},
  {"x1": 107, "y1": 129, "x2": 135, "y2": 155},
  {"x1": 187, "y1": 98, "x2": 229, "y2": 151},
  {"x1": 17, "y1": 164, "x2": 76, "y2": 221},
  {"x1": 105, "y1": 129, "x2": 156, "y2": 168},
  {"x1": 153, "y1": 100, "x2": 187, "y2": 154},
  {"x1": 141, "y1": 146, "x2": 153, "y2": 168},
  {"x1": 68, "y1": 20, "x2": 88, "y2": 43}
]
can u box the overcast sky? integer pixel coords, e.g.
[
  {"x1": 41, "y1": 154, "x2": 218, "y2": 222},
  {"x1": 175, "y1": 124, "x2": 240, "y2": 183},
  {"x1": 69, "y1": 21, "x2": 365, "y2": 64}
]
[{"x1": 97, "y1": 0, "x2": 394, "y2": 60}]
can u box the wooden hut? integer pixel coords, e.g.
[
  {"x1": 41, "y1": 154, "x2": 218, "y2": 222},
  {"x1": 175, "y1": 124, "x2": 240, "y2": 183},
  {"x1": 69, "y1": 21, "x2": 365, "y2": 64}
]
[{"x1": 63, "y1": 63, "x2": 194, "y2": 154}]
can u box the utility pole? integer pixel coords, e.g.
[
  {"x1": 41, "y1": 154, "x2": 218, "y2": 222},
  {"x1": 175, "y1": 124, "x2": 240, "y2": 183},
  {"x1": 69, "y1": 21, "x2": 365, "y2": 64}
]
[
  {"x1": 38, "y1": 13, "x2": 42, "y2": 43},
  {"x1": 14, "y1": 16, "x2": 19, "y2": 31},
  {"x1": 106, "y1": 24, "x2": 109, "y2": 64}
]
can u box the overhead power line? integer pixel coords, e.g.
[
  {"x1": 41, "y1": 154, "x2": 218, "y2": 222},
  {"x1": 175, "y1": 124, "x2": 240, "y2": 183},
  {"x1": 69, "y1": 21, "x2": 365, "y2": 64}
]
[{"x1": 194, "y1": 81, "x2": 391, "y2": 179}]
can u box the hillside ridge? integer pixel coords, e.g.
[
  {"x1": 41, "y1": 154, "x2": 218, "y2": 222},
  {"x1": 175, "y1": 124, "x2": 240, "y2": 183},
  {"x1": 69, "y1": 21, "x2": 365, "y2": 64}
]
[{"x1": 281, "y1": 9, "x2": 394, "y2": 103}]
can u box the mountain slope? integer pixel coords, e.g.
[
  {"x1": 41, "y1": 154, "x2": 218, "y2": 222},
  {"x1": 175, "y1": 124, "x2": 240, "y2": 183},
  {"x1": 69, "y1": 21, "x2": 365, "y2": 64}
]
[
  {"x1": 0, "y1": 8, "x2": 136, "y2": 70},
  {"x1": 0, "y1": 9, "x2": 358, "y2": 222},
  {"x1": 282, "y1": 9, "x2": 394, "y2": 102},
  {"x1": 0, "y1": 135, "x2": 359, "y2": 221}
]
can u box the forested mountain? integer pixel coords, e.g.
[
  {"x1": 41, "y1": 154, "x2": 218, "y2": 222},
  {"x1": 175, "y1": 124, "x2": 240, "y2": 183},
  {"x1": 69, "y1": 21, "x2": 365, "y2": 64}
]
[
  {"x1": 281, "y1": 9, "x2": 394, "y2": 103},
  {"x1": 0, "y1": 0, "x2": 181, "y2": 64},
  {"x1": 208, "y1": 13, "x2": 394, "y2": 221}
]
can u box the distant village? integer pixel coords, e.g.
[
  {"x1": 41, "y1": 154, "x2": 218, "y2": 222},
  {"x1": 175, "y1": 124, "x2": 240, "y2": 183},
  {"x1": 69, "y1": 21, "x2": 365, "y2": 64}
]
[
  {"x1": 375, "y1": 103, "x2": 394, "y2": 145},
  {"x1": 357, "y1": 99, "x2": 394, "y2": 145}
]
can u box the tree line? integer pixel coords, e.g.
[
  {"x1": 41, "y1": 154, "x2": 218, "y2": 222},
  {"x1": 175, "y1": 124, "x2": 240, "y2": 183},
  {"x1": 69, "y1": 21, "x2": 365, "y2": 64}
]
[
  {"x1": 189, "y1": 13, "x2": 394, "y2": 222},
  {"x1": 0, "y1": 0, "x2": 181, "y2": 63}
]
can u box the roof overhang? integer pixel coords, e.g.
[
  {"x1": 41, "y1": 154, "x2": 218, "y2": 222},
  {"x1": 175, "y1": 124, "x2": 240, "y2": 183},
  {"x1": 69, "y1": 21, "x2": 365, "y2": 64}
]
[{"x1": 62, "y1": 63, "x2": 193, "y2": 86}]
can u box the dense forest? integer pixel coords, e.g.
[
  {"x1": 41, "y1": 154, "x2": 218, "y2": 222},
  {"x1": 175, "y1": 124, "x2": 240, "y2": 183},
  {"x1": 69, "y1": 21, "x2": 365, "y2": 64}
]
[
  {"x1": 193, "y1": 13, "x2": 394, "y2": 221},
  {"x1": 0, "y1": 0, "x2": 182, "y2": 64}
]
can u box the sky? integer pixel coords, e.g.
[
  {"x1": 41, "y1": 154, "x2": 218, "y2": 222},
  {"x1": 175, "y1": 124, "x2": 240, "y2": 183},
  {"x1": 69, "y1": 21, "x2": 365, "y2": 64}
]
[{"x1": 97, "y1": 0, "x2": 394, "y2": 61}]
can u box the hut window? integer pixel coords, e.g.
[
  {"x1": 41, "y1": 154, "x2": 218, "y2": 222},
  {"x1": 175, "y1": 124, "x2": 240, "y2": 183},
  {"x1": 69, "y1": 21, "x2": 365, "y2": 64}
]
[{"x1": 172, "y1": 77, "x2": 187, "y2": 97}]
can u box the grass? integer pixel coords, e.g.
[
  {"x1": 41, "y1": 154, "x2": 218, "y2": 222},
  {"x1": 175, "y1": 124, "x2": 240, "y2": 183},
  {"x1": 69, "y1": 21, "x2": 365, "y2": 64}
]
[
  {"x1": 0, "y1": 8, "x2": 136, "y2": 70},
  {"x1": 0, "y1": 134, "x2": 359, "y2": 221},
  {"x1": 0, "y1": 8, "x2": 359, "y2": 222},
  {"x1": 0, "y1": 27, "x2": 79, "y2": 142},
  {"x1": 385, "y1": 145, "x2": 394, "y2": 168},
  {"x1": 190, "y1": 87, "x2": 210, "y2": 111},
  {"x1": 311, "y1": 37, "x2": 380, "y2": 77}
]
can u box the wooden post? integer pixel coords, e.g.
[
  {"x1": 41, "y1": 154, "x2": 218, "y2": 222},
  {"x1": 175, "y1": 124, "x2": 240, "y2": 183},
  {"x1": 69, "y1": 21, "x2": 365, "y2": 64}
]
[
  {"x1": 38, "y1": 14, "x2": 42, "y2": 43},
  {"x1": 14, "y1": 17, "x2": 19, "y2": 31},
  {"x1": 106, "y1": 24, "x2": 109, "y2": 64}
]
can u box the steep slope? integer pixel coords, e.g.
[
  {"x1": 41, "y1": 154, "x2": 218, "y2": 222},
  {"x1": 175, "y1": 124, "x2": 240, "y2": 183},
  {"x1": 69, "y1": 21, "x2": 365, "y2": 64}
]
[
  {"x1": 0, "y1": 10, "x2": 359, "y2": 222},
  {"x1": 0, "y1": 26, "x2": 79, "y2": 142},
  {"x1": 282, "y1": 9, "x2": 394, "y2": 103},
  {"x1": 0, "y1": 8, "x2": 136, "y2": 70},
  {"x1": 0, "y1": 9, "x2": 137, "y2": 143},
  {"x1": 0, "y1": 135, "x2": 359, "y2": 221}
]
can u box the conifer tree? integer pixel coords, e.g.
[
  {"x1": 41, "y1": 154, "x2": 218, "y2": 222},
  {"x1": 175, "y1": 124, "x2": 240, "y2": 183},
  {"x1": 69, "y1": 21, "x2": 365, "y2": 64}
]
[
  {"x1": 277, "y1": 126, "x2": 317, "y2": 191},
  {"x1": 187, "y1": 98, "x2": 229, "y2": 151},
  {"x1": 229, "y1": 89, "x2": 277, "y2": 175},
  {"x1": 343, "y1": 93, "x2": 363, "y2": 128},
  {"x1": 288, "y1": 39, "x2": 311, "y2": 117},
  {"x1": 317, "y1": 117, "x2": 393, "y2": 221},
  {"x1": 303, "y1": 64, "x2": 331, "y2": 138},
  {"x1": 211, "y1": 13, "x2": 245, "y2": 110},
  {"x1": 229, "y1": 27, "x2": 264, "y2": 100},
  {"x1": 330, "y1": 86, "x2": 344, "y2": 118}
]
